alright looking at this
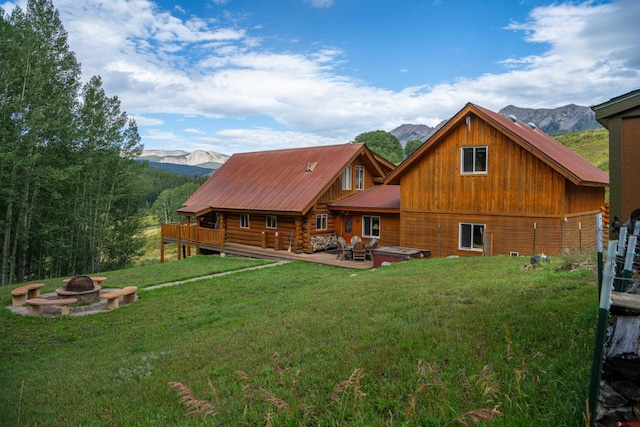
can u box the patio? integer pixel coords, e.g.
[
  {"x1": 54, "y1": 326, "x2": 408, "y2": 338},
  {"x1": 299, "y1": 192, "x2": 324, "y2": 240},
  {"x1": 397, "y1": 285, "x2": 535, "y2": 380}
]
[{"x1": 221, "y1": 242, "x2": 374, "y2": 270}]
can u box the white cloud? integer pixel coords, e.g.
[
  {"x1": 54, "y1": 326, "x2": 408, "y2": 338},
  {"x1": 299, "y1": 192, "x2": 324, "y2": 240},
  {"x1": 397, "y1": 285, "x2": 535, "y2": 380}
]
[
  {"x1": 304, "y1": 0, "x2": 334, "y2": 8},
  {"x1": 184, "y1": 128, "x2": 207, "y2": 134},
  {"x1": 131, "y1": 115, "x2": 164, "y2": 126},
  {"x1": 146, "y1": 129, "x2": 177, "y2": 140},
  {"x1": 7, "y1": 0, "x2": 639, "y2": 153}
]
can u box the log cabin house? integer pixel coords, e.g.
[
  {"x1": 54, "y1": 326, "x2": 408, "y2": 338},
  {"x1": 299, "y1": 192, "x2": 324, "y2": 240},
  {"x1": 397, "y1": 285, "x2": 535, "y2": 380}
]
[
  {"x1": 384, "y1": 102, "x2": 609, "y2": 257},
  {"x1": 162, "y1": 102, "x2": 609, "y2": 261},
  {"x1": 161, "y1": 143, "x2": 395, "y2": 260}
]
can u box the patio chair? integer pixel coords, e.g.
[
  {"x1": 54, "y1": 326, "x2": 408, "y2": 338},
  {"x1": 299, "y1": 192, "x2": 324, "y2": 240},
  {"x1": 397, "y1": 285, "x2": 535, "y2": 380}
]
[
  {"x1": 350, "y1": 235, "x2": 362, "y2": 245},
  {"x1": 365, "y1": 238, "x2": 379, "y2": 260},
  {"x1": 352, "y1": 241, "x2": 366, "y2": 261},
  {"x1": 336, "y1": 238, "x2": 352, "y2": 261}
]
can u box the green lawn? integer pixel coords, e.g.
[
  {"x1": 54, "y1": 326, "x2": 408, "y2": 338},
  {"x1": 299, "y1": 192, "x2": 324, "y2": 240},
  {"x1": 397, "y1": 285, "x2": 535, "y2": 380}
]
[
  {"x1": 554, "y1": 128, "x2": 609, "y2": 173},
  {"x1": 0, "y1": 255, "x2": 597, "y2": 426}
]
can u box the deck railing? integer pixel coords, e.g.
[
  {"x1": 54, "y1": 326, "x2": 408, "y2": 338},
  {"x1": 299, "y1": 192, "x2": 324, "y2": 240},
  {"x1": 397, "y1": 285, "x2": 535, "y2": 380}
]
[{"x1": 161, "y1": 222, "x2": 223, "y2": 246}]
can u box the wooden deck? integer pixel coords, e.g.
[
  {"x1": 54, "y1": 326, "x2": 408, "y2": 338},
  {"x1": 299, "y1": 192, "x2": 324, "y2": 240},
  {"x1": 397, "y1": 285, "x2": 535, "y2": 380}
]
[{"x1": 163, "y1": 237, "x2": 373, "y2": 270}]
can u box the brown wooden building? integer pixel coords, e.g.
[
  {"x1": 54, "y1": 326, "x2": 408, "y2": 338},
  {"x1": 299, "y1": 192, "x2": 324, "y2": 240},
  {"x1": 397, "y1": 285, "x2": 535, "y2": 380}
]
[
  {"x1": 329, "y1": 184, "x2": 401, "y2": 247},
  {"x1": 385, "y1": 103, "x2": 609, "y2": 257},
  {"x1": 592, "y1": 89, "x2": 640, "y2": 222},
  {"x1": 161, "y1": 143, "x2": 394, "y2": 259}
]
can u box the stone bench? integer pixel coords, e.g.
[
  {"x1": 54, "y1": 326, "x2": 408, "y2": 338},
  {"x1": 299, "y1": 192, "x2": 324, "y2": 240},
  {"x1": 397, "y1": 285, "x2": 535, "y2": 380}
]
[
  {"x1": 26, "y1": 298, "x2": 77, "y2": 316},
  {"x1": 11, "y1": 283, "x2": 46, "y2": 306},
  {"x1": 100, "y1": 286, "x2": 138, "y2": 310}
]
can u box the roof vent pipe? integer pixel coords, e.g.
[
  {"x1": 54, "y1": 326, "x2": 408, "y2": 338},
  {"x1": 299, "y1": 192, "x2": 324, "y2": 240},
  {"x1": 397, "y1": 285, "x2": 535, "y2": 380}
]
[
  {"x1": 508, "y1": 115, "x2": 517, "y2": 122},
  {"x1": 527, "y1": 122, "x2": 537, "y2": 129}
]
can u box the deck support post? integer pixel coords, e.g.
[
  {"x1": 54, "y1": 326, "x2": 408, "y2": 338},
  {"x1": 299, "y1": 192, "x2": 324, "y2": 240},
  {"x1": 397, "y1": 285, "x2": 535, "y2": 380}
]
[
  {"x1": 219, "y1": 213, "x2": 226, "y2": 257},
  {"x1": 177, "y1": 221, "x2": 182, "y2": 260}
]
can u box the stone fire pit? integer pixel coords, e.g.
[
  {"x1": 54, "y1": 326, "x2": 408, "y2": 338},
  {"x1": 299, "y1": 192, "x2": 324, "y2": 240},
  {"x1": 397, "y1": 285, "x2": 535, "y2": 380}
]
[{"x1": 56, "y1": 275, "x2": 104, "y2": 302}]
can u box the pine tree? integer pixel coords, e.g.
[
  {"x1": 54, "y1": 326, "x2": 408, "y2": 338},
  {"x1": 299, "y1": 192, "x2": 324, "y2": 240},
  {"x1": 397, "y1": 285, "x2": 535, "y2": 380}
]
[{"x1": 0, "y1": 0, "x2": 80, "y2": 284}]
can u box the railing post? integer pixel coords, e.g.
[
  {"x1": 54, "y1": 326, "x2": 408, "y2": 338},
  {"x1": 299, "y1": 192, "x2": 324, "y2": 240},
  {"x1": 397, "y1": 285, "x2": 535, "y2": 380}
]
[
  {"x1": 596, "y1": 213, "x2": 603, "y2": 299},
  {"x1": 177, "y1": 222, "x2": 182, "y2": 260},
  {"x1": 588, "y1": 260, "x2": 615, "y2": 426},
  {"x1": 186, "y1": 218, "x2": 192, "y2": 258},
  {"x1": 220, "y1": 213, "x2": 226, "y2": 257},
  {"x1": 195, "y1": 218, "x2": 200, "y2": 255},
  {"x1": 160, "y1": 224, "x2": 165, "y2": 263},
  {"x1": 618, "y1": 235, "x2": 637, "y2": 292}
]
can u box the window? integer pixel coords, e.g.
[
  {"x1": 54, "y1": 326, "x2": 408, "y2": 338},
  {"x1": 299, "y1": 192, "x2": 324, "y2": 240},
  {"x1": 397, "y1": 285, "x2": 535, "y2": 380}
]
[
  {"x1": 363, "y1": 216, "x2": 381, "y2": 238},
  {"x1": 240, "y1": 214, "x2": 250, "y2": 229},
  {"x1": 355, "y1": 166, "x2": 364, "y2": 190},
  {"x1": 266, "y1": 215, "x2": 277, "y2": 229},
  {"x1": 344, "y1": 216, "x2": 352, "y2": 233},
  {"x1": 459, "y1": 223, "x2": 485, "y2": 251},
  {"x1": 342, "y1": 165, "x2": 352, "y2": 190},
  {"x1": 461, "y1": 146, "x2": 487, "y2": 174},
  {"x1": 316, "y1": 214, "x2": 327, "y2": 230}
]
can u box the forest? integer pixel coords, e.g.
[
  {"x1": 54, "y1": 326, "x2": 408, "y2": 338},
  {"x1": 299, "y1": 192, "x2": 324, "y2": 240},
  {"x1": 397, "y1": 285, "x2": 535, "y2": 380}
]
[{"x1": 0, "y1": 0, "x2": 205, "y2": 285}]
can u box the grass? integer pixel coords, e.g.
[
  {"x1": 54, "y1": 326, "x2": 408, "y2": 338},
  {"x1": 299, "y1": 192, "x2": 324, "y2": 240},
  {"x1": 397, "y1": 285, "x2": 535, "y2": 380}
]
[
  {"x1": 27, "y1": 255, "x2": 272, "y2": 292},
  {"x1": 554, "y1": 128, "x2": 609, "y2": 173},
  {"x1": 0, "y1": 254, "x2": 598, "y2": 426}
]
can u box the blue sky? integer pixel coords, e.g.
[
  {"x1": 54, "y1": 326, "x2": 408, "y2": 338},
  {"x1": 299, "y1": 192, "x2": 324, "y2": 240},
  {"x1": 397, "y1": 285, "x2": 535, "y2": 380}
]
[{"x1": 4, "y1": 0, "x2": 640, "y2": 155}]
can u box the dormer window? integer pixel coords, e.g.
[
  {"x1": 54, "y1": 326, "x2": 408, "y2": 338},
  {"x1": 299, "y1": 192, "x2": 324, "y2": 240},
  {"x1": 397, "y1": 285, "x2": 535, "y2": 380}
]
[
  {"x1": 355, "y1": 166, "x2": 364, "y2": 190},
  {"x1": 305, "y1": 162, "x2": 317, "y2": 173},
  {"x1": 342, "y1": 165, "x2": 352, "y2": 190}
]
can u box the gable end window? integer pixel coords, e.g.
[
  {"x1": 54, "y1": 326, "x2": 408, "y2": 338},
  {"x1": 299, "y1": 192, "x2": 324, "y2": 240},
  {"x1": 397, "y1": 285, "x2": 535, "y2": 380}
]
[
  {"x1": 240, "y1": 214, "x2": 250, "y2": 229},
  {"x1": 266, "y1": 215, "x2": 277, "y2": 229},
  {"x1": 316, "y1": 214, "x2": 327, "y2": 230},
  {"x1": 355, "y1": 166, "x2": 365, "y2": 190},
  {"x1": 342, "y1": 165, "x2": 352, "y2": 190},
  {"x1": 459, "y1": 223, "x2": 485, "y2": 251},
  {"x1": 461, "y1": 146, "x2": 487, "y2": 174}
]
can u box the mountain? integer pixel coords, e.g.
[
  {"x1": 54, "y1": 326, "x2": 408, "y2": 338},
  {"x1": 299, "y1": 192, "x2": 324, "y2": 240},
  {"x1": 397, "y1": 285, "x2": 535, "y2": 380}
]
[
  {"x1": 141, "y1": 149, "x2": 229, "y2": 168},
  {"x1": 138, "y1": 149, "x2": 230, "y2": 175},
  {"x1": 390, "y1": 121, "x2": 447, "y2": 147},
  {"x1": 390, "y1": 104, "x2": 602, "y2": 145},
  {"x1": 498, "y1": 104, "x2": 601, "y2": 135}
]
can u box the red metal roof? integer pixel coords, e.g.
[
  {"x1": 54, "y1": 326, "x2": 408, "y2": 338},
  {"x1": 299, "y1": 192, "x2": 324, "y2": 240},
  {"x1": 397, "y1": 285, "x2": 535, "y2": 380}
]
[
  {"x1": 181, "y1": 143, "x2": 385, "y2": 215},
  {"x1": 386, "y1": 103, "x2": 609, "y2": 187},
  {"x1": 329, "y1": 185, "x2": 400, "y2": 212}
]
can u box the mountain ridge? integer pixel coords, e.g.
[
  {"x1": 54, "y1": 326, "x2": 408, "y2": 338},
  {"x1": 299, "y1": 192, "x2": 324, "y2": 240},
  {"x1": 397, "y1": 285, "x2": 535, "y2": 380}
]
[
  {"x1": 138, "y1": 149, "x2": 230, "y2": 176},
  {"x1": 390, "y1": 103, "x2": 602, "y2": 145},
  {"x1": 140, "y1": 103, "x2": 603, "y2": 169}
]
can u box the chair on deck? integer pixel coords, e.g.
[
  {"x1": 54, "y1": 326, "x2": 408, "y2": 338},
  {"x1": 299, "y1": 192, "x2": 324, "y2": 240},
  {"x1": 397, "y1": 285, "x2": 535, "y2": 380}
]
[
  {"x1": 365, "y1": 238, "x2": 379, "y2": 260},
  {"x1": 336, "y1": 238, "x2": 352, "y2": 261},
  {"x1": 352, "y1": 241, "x2": 366, "y2": 261},
  {"x1": 350, "y1": 235, "x2": 362, "y2": 245}
]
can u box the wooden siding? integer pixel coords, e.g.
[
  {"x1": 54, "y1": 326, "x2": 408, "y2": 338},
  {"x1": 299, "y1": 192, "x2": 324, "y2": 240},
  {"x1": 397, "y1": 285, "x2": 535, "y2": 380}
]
[
  {"x1": 564, "y1": 182, "x2": 606, "y2": 214},
  {"x1": 622, "y1": 116, "x2": 640, "y2": 218},
  {"x1": 376, "y1": 214, "x2": 400, "y2": 247},
  {"x1": 400, "y1": 210, "x2": 601, "y2": 257},
  {"x1": 319, "y1": 158, "x2": 376, "y2": 204},
  {"x1": 400, "y1": 115, "x2": 573, "y2": 216},
  {"x1": 397, "y1": 112, "x2": 605, "y2": 257}
]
